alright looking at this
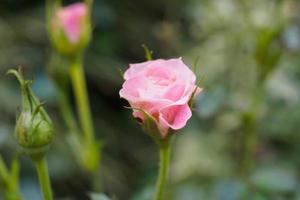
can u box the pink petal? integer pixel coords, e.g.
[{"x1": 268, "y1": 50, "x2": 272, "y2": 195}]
[
  {"x1": 158, "y1": 104, "x2": 192, "y2": 137},
  {"x1": 163, "y1": 85, "x2": 186, "y2": 102},
  {"x1": 57, "y1": 3, "x2": 87, "y2": 43},
  {"x1": 124, "y1": 61, "x2": 152, "y2": 80},
  {"x1": 155, "y1": 58, "x2": 196, "y2": 84},
  {"x1": 119, "y1": 76, "x2": 147, "y2": 102}
]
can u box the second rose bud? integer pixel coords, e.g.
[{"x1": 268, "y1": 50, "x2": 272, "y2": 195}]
[{"x1": 49, "y1": 2, "x2": 91, "y2": 56}]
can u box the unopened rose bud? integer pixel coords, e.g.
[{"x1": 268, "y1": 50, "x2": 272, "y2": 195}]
[
  {"x1": 9, "y1": 70, "x2": 54, "y2": 159},
  {"x1": 49, "y1": 2, "x2": 91, "y2": 56}
]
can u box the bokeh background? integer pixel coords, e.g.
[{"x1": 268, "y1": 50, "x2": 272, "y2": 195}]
[{"x1": 1, "y1": 0, "x2": 300, "y2": 199}]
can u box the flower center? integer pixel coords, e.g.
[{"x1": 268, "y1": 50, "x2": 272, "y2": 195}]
[{"x1": 146, "y1": 67, "x2": 176, "y2": 86}]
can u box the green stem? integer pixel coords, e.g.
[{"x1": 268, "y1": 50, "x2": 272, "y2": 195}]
[
  {"x1": 240, "y1": 86, "x2": 263, "y2": 177},
  {"x1": 153, "y1": 142, "x2": 171, "y2": 200},
  {"x1": 0, "y1": 155, "x2": 9, "y2": 181},
  {"x1": 240, "y1": 111, "x2": 256, "y2": 177},
  {"x1": 57, "y1": 85, "x2": 78, "y2": 134},
  {"x1": 4, "y1": 188, "x2": 23, "y2": 200},
  {"x1": 0, "y1": 155, "x2": 23, "y2": 200},
  {"x1": 69, "y1": 55, "x2": 95, "y2": 144},
  {"x1": 34, "y1": 158, "x2": 53, "y2": 200}
]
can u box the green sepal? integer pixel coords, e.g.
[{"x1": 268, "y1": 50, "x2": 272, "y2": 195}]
[
  {"x1": 188, "y1": 76, "x2": 204, "y2": 109},
  {"x1": 188, "y1": 86, "x2": 199, "y2": 109},
  {"x1": 118, "y1": 68, "x2": 125, "y2": 80},
  {"x1": 142, "y1": 44, "x2": 153, "y2": 61},
  {"x1": 188, "y1": 56, "x2": 204, "y2": 109},
  {"x1": 192, "y1": 56, "x2": 200, "y2": 74},
  {"x1": 125, "y1": 107, "x2": 171, "y2": 147},
  {"x1": 84, "y1": 0, "x2": 93, "y2": 10}
]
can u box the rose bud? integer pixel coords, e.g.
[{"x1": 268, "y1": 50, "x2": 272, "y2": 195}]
[
  {"x1": 49, "y1": 2, "x2": 91, "y2": 56},
  {"x1": 119, "y1": 58, "x2": 202, "y2": 144},
  {"x1": 8, "y1": 70, "x2": 54, "y2": 159}
]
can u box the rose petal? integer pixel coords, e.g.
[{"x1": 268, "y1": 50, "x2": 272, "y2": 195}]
[
  {"x1": 163, "y1": 84, "x2": 186, "y2": 102},
  {"x1": 155, "y1": 58, "x2": 196, "y2": 84},
  {"x1": 119, "y1": 76, "x2": 147, "y2": 101},
  {"x1": 124, "y1": 61, "x2": 152, "y2": 80},
  {"x1": 158, "y1": 104, "x2": 192, "y2": 137},
  {"x1": 57, "y1": 3, "x2": 87, "y2": 43}
]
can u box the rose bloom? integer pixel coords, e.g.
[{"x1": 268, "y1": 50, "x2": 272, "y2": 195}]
[
  {"x1": 120, "y1": 58, "x2": 202, "y2": 138},
  {"x1": 55, "y1": 3, "x2": 87, "y2": 43}
]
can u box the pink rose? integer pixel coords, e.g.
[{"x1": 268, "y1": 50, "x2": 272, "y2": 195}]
[
  {"x1": 120, "y1": 58, "x2": 202, "y2": 138},
  {"x1": 56, "y1": 3, "x2": 87, "y2": 43}
]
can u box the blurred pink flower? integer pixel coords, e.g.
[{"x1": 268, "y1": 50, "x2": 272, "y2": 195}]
[
  {"x1": 120, "y1": 58, "x2": 202, "y2": 138},
  {"x1": 56, "y1": 3, "x2": 87, "y2": 43}
]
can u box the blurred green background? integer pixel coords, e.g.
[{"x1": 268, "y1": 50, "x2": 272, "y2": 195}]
[{"x1": 1, "y1": 0, "x2": 300, "y2": 199}]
